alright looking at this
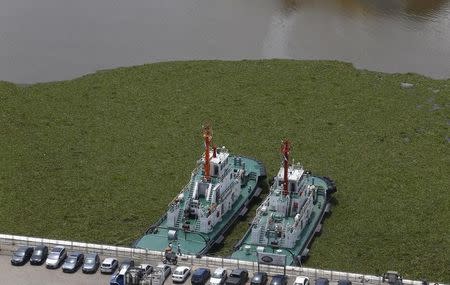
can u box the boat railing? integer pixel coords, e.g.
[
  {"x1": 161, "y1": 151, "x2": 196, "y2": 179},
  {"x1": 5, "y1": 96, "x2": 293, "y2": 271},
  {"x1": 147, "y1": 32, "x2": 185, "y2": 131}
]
[{"x1": 254, "y1": 196, "x2": 271, "y2": 216}]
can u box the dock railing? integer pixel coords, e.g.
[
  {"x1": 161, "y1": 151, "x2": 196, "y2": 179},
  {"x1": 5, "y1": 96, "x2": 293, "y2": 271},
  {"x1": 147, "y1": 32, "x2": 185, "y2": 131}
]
[{"x1": 0, "y1": 233, "x2": 442, "y2": 285}]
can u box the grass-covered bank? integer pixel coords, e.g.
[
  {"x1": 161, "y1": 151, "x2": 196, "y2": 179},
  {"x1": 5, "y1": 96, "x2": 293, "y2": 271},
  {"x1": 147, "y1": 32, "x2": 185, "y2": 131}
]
[{"x1": 1, "y1": 60, "x2": 449, "y2": 281}]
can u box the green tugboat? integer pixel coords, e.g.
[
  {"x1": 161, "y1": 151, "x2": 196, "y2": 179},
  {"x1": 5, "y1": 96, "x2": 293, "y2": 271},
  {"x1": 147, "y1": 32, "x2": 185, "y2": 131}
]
[
  {"x1": 135, "y1": 124, "x2": 266, "y2": 256},
  {"x1": 231, "y1": 140, "x2": 336, "y2": 265}
]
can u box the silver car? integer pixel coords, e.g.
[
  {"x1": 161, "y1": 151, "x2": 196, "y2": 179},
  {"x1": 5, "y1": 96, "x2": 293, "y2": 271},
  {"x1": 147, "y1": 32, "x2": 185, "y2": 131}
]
[
  {"x1": 210, "y1": 268, "x2": 227, "y2": 285},
  {"x1": 100, "y1": 257, "x2": 119, "y2": 274},
  {"x1": 82, "y1": 253, "x2": 100, "y2": 274},
  {"x1": 62, "y1": 252, "x2": 84, "y2": 273},
  {"x1": 46, "y1": 246, "x2": 67, "y2": 269}
]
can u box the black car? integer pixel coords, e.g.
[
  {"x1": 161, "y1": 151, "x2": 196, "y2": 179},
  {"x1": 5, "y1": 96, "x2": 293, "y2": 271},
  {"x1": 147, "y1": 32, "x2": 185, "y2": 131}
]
[
  {"x1": 270, "y1": 275, "x2": 288, "y2": 285},
  {"x1": 11, "y1": 246, "x2": 34, "y2": 266},
  {"x1": 191, "y1": 268, "x2": 211, "y2": 285},
  {"x1": 226, "y1": 269, "x2": 248, "y2": 285},
  {"x1": 62, "y1": 252, "x2": 84, "y2": 273},
  {"x1": 251, "y1": 272, "x2": 268, "y2": 285},
  {"x1": 30, "y1": 245, "x2": 48, "y2": 265},
  {"x1": 315, "y1": 278, "x2": 330, "y2": 285},
  {"x1": 82, "y1": 253, "x2": 100, "y2": 273}
]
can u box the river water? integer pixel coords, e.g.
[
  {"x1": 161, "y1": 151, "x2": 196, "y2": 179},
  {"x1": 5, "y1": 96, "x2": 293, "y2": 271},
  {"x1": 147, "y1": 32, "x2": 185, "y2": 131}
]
[{"x1": 1, "y1": 0, "x2": 449, "y2": 83}]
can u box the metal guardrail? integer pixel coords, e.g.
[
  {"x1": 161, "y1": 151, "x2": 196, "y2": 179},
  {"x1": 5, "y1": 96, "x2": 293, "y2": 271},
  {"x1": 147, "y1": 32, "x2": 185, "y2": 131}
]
[{"x1": 0, "y1": 234, "x2": 442, "y2": 285}]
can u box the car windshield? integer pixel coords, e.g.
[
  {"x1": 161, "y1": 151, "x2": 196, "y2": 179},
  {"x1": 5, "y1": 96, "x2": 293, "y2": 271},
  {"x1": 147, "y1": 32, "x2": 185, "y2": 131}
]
[
  {"x1": 67, "y1": 258, "x2": 76, "y2": 264},
  {"x1": 33, "y1": 250, "x2": 43, "y2": 256},
  {"x1": 174, "y1": 270, "x2": 184, "y2": 275},
  {"x1": 212, "y1": 272, "x2": 223, "y2": 278},
  {"x1": 85, "y1": 258, "x2": 95, "y2": 264},
  {"x1": 14, "y1": 251, "x2": 25, "y2": 257},
  {"x1": 103, "y1": 262, "x2": 111, "y2": 267},
  {"x1": 49, "y1": 253, "x2": 59, "y2": 259}
]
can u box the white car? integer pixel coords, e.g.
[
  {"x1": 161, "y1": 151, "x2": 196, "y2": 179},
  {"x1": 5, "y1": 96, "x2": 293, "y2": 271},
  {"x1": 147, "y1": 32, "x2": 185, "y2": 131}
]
[
  {"x1": 100, "y1": 257, "x2": 119, "y2": 274},
  {"x1": 156, "y1": 263, "x2": 172, "y2": 279},
  {"x1": 172, "y1": 266, "x2": 191, "y2": 283},
  {"x1": 294, "y1": 276, "x2": 310, "y2": 285},
  {"x1": 210, "y1": 267, "x2": 227, "y2": 285},
  {"x1": 45, "y1": 246, "x2": 67, "y2": 269}
]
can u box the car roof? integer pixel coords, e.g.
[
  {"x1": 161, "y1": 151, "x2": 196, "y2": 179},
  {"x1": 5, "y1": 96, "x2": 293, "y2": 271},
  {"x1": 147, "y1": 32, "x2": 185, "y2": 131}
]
[
  {"x1": 51, "y1": 246, "x2": 65, "y2": 252},
  {"x1": 175, "y1": 266, "x2": 190, "y2": 271},
  {"x1": 316, "y1": 278, "x2": 329, "y2": 285},
  {"x1": 252, "y1": 272, "x2": 265, "y2": 281},
  {"x1": 295, "y1": 276, "x2": 309, "y2": 282},
  {"x1": 231, "y1": 269, "x2": 246, "y2": 274},
  {"x1": 85, "y1": 253, "x2": 98, "y2": 258},
  {"x1": 194, "y1": 268, "x2": 209, "y2": 274},
  {"x1": 213, "y1": 268, "x2": 226, "y2": 274},
  {"x1": 68, "y1": 252, "x2": 82, "y2": 257},
  {"x1": 34, "y1": 245, "x2": 47, "y2": 250},
  {"x1": 103, "y1": 257, "x2": 117, "y2": 263}
]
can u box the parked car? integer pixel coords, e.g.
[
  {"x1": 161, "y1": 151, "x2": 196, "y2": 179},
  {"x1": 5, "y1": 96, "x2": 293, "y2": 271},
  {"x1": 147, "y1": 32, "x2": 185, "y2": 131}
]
[
  {"x1": 100, "y1": 257, "x2": 119, "y2": 274},
  {"x1": 210, "y1": 268, "x2": 228, "y2": 285},
  {"x1": 82, "y1": 253, "x2": 100, "y2": 273},
  {"x1": 315, "y1": 278, "x2": 330, "y2": 285},
  {"x1": 225, "y1": 269, "x2": 248, "y2": 285},
  {"x1": 172, "y1": 266, "x2": 191, "y2": 283},
  {"x1": 46, "y1": 246, "x2": 67, "y2": 269},
  {"x1": 383, "y1": 271, "x2": 403, "y2": 285},
  {"x1": 294, "y1": 276, "x2": 309, "y2": 285},
  {"x1": 337, "y1": 280, "x2": 352, "y2": 285},
  {"x1": 251, "y1": 272, "x2": 268, "y2": 285},
  {"x1": 270, "y1": 275, "x2": 288, "y2": 285},
  {"x1": 30, "y1": 245, "x2": 48, "y2": 265},
  {"x1": 156, "y1": 263, "x2": 172, "y2": 279},
  {"x1": 140, "y1": 264, "x2": 154, "y2": 275},
  {"x1": 192, "y1": 268, "x2": 211, "y2": 285},
  {"x1": 62, "y1": 252, "x2": 84, "y2": 273},
  {"x1": 11, "y1": 246, "x2": 33, "y2": 266},
  {"x1": 119, "y1": 258, "x2": 135, "y2": 271}
]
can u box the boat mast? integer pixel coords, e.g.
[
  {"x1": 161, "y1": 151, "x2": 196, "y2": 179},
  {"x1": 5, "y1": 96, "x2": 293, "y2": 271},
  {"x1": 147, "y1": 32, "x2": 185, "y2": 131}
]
[
  {"x1": 202, "y1": 123, "x2": 213, "y2": 181},
  {"x1": 281, "y1": 139, "x2": 290, "y2": 196}
]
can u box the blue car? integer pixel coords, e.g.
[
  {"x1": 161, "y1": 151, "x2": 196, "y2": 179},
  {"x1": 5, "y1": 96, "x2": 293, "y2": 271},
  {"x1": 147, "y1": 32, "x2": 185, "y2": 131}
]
[{"x1": 191, "y1": 268, "x2": 211, "y2": 285}]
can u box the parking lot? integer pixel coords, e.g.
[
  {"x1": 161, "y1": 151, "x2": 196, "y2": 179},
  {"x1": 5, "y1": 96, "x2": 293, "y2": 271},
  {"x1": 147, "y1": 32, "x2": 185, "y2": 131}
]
[
  {"x1": 2, "y1": 252, "x2": 374, "y2": 285},
  {"x1": 2, "y1": 254, "x2": 111, "y2": 285}
]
